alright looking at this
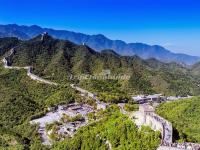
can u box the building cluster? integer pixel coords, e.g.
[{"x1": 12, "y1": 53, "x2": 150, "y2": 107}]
[
  {"x1": 62, "y1": 103, "x2": 94, "y2": 116},
  {"x1": 132, "y1": 94, "x2": 164, "y2": 104},
  {"x1": 48, "y1": 120, "x2": 86, "y2": 140},
  {"x1": 166, "y1": 96, "x2": 193, "y2": 101},
  {"x1": 132, "y1": 94, "x2": 192, "y2": 104},
  {"x1": 30, "y1": 103, "x2": 94, "y2": 145}
]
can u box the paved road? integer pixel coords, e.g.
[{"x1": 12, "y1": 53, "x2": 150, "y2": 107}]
[{"x1": 70, "y1": 84, "x2": 99, "y2": 102}]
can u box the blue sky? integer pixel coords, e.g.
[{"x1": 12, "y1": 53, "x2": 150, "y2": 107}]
[{"x1": 0, "y1": 0, "x2": 200, "y2": 55}]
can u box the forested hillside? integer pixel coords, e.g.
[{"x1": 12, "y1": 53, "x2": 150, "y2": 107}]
[
  {"x1": 0, "y1": 64, "x2": 78, "y2": 149},
  {"x1": 1, "y1": 34, "x2": 200, "y2": 98},
  {"x1": 0, "y1": 63, "x2": 160, "y2": 149},
  {"x1": 0, "y1": 37, "x2": 19, "y2": 55},
  {"x1": 53, "y1": 106, "x2": 160, "y2": 150},
  {"x1": 191, "y1": 62, "x2": 200, "y2": 76},
  {"x1": 1, "y1": 34, "x2": 200, "y2": 149},
  {"x1": 156, "y1": 97, "x2": 200, "y2": 143}
]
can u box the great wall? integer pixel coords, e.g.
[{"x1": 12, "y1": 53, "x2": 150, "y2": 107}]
[
  {"x1": 133, "y1": 104, "x2": 200, "y2": 150},
  {"x1": 1, "y1": 40, "x2": 200, "y2": 149},
  {"x1": 2, "y1": 48, "x2": 57, "y2": 86}
]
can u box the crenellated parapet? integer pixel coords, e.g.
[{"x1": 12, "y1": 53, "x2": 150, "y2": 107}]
[
  {"x1": 133, "y1": 104, "x2": 200, "y2": 150},
  {"x1": 136, "y1": 104, "x2": 173, "y2": 144},
  {"x1": 133, "y1": 104, "x2": 172, "y2": 145}
]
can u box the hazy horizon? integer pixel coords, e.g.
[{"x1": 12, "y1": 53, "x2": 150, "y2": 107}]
[{"x1": 1, "y1": 0, "x2": 200, "y2": 56}]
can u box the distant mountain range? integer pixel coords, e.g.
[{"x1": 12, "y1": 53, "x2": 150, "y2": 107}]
[
  {"x1": 0, "y1": 24, "x2": 199, "y2": 65},
  {"x1": 1, "y1": 33, "x2": 200, "y2": 96}
]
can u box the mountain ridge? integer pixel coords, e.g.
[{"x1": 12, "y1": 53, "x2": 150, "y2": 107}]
[
  {"x1": 1, "y1": 34, "x2": 200, "y2": 96},
  {"x1": 0, "y1": 24, "x2": 199, "y2": 65}
]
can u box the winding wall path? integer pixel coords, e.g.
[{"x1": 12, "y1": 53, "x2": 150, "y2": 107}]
[
  {"x1": 3, "y1": 47, "x2": 200, "y2": 149},
  {"x1": 133, "y1": 104, "x2": 200, "y2": 150},
  {"x1": 2, "y1": 48, "x2": 58, "y2": 86}
]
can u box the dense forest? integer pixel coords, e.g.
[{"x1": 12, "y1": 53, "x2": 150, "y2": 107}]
[
  {"x1": 53, "y1": 105, "x2": 161, "y2": 150},
  {"x1": 0, "y1": 64, "x2": 77, "y2": 149},
  {"x1": 1, "y1": 35, "x2": 199, "y2": 97},
  {"x1": 0, "y1": 64, "x2": 160, "y2": 149},
  {"x1": 156, "y1": 97, "x2": 200, "y2": 143},
  {"x1": 1, "y1": 35, "x2": 200, "y2": 149}
]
